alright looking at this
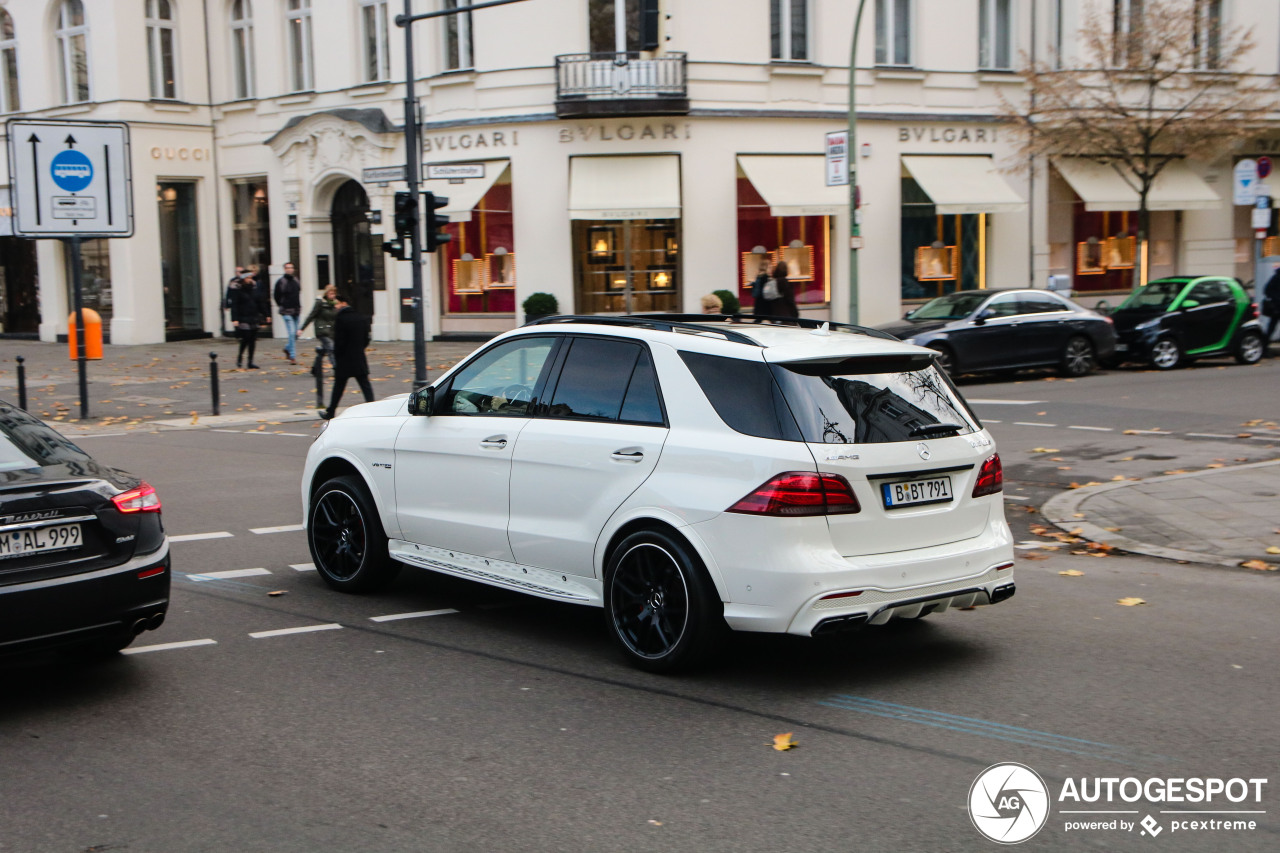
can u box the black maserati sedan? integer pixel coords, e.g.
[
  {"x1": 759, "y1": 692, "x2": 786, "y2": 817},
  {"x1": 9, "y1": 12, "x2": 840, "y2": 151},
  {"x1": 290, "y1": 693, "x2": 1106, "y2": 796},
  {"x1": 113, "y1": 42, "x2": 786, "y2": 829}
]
[
  {"x1": 0, "y1": 401, "x2": 169, "y2": 658},
  {"x1": 875, "y1": 288, "x2": 1117, "y2": 377}
]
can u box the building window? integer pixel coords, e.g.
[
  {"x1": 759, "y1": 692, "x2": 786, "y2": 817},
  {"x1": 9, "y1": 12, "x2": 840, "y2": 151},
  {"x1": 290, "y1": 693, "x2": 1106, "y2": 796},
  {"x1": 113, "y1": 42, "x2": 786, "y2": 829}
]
[
  {"x1": 146, "y1": 0, "x2": 178, "y2": 99},
  {"x1": 1193, "y1": 0, "x2": 1222, "y2": 70},
  {"x1": 361, "y1": 0, "x2": 390, "y2": 82},
  {"x1": 231, "y1": 0, "x2": 255, "y2": 99},
  {"x1": 736, "y1": 175, "x2": 829, "y2": 309},
  {"x1": 1112, "y1": 0, "x2": 1143, "y2": 66},
  {"x1": 444, "y1": 0, "x2": 473, "y2": 71},
  {"x1": 441, "y1": 169, "x2": 516, "y2": 315},
  {"x1": 285, "y1": 0, "x2": 313, "y2": 92},
  {"x1": 770, "y1": 0, "x2": 809, "y2": 62},
  {"x1": 0, "y1": 10, "x2": 19, "y2": 113},
  {"x1": 875, "y1": 0, "x2": 912, "y2": 67},
  {"x1": 55, "y1": 0, "x2": 91, "y2": 104},
  {"x1": 979, "y1": 0, "x2": 1012, "y2": 70}
]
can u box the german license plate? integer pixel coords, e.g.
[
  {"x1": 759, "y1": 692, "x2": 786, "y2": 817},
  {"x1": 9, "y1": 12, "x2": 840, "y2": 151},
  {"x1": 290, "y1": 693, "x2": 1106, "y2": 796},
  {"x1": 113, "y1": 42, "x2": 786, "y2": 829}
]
[
  {"x1": 0, "y1": 523, "x2": 82, "y2": 559},
  {"x1": 881, "y1": 476, "x2": 953, "y2": 508}
]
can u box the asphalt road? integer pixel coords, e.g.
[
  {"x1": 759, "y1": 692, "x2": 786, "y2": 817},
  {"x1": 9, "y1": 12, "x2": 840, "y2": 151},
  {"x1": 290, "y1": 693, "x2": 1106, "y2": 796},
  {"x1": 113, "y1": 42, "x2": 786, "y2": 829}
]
[{"x1": 1, "y1": 359, "x2": 1278, "y2": 853}]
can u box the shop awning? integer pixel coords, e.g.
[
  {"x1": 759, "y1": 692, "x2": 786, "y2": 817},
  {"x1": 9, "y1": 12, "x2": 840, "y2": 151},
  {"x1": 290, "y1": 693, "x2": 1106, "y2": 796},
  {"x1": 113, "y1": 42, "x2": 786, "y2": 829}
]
[
  {"x1": 421, "y1": 160, "x2": 508, "y2": 223},
  {"x1": 569, "y1": 155, "x2": 681, "y2": 220},
  {"x1": 1053, "y1": 158, "x2": 1220, "y2": 211},
  {"x1": 736, "y1": 155, "x2": 845, "y2": 217},
  {"x1": 900, "y1": 156, "x2": 1026, "y2": 215}
]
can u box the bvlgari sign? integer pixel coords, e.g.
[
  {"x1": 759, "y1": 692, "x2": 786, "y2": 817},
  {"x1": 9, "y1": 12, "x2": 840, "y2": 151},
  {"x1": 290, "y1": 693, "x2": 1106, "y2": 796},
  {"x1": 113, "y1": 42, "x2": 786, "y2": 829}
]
[{"x1": 898, "y1": 126, "x2": 1000, "y2": 144}]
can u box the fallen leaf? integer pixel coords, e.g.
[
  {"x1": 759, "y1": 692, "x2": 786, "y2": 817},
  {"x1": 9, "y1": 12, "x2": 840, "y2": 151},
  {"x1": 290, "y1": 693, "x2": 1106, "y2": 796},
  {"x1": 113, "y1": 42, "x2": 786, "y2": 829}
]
[
  {"x1": 1162, "y1": 470, "x2": 1189, "y2": 476},
  {"x1": 1241, "y1": 559, "x2": 1277, "y2": 571},
  {"x1": 1119, "y1": 456, "x2": 1134, "y2": 462},
  {"x1": 1117, "y1": 597, "x2": 1147, "y2": 606},
  {"x1": 1205, "y1": 463, "x2": 1224, "y2": 469},
  {"x1": 1267, "y1": 546, "x2": 1280, "y2": 555},
  {"x1": 647, "y1": 820, "x2": 664, "y2": 827},
  {"x1": 1049, "y1": 457, "x2": 1065, "y2": 462},
  {"x1": 190, "y1": 412, "x2": 199, "y2": 425},
  {"x1": 1058, "y1": 466, "x2": 1073, "y2": 471},
  {"x1": 1020, "y1": 552, "x2": 1049, "y2": 561},
  {"x1": 772, "y1": 733, "x2": 798, "y2": 751},
  {"x1": 1059, "y1": 569, "x2": 1085, "y2": 577},
  {"x1": 1237, "y1": 434, "x2": 1253, "y2": 439},
  {"x1": 267, "y1": 590, "x2": 287, "y2": 597},
  {"x1": 238, "y1": 388, "x2": 248, "y2": 393},
  {"x1": 1037, "y1": 411, "x2": 1047, "y2": 416},
  {"x1": 1030, "y1": 447, "x2": 1060, "y2": 454},
  {"x1": 1069, "y1": 528, "x2": 1084, "y2": 535},
  {"x1": 1104, "y1": 526, "x2": 1122, "y2": 532},
  {"x1": 1111, "y1": 475, "x2": 1126, "y2": 481}
]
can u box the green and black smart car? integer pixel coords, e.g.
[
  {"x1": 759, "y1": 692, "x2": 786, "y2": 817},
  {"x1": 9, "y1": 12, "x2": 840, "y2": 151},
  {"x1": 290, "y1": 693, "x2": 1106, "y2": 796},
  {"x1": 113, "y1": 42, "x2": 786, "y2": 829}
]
[{"x1": 1108, "y1": 276, "x2": 1266, "y2": 370}]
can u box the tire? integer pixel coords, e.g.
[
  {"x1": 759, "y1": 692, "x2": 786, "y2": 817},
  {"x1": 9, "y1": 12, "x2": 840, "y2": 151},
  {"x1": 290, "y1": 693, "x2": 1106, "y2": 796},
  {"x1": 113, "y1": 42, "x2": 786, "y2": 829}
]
[
  {"x1": 1059, "y1": 335, "x2": 1096, "y2": 377},
  {"x1": 603, "y1": 529, "x2": 725, "y2": 673},
  {"x1": 308, "y1": 475, "x2": 399, "y2": 592},
  {"x1": 929, "y1": 344, "x2": 956, "y2": 376},
  {"x1": 1234, "y1": 330, "x2": 1265, "y2": 364},
  {"x1": 1148, "y1": 337, "x2": 1182, "y2": 370}
]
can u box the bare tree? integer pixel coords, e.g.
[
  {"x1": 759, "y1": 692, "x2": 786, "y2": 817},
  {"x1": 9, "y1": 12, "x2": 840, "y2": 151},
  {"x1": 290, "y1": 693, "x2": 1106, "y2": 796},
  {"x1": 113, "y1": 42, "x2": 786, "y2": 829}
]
[{"x1": 1005, "y1": 0, "x2": 1275, "y2": 286}]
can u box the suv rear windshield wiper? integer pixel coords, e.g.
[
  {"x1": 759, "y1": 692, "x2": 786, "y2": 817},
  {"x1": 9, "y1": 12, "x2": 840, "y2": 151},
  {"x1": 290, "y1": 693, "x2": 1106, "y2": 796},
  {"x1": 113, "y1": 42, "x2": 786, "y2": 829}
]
[{"x1": 909, "y1": 423, "x2": 963, "y2": 438}]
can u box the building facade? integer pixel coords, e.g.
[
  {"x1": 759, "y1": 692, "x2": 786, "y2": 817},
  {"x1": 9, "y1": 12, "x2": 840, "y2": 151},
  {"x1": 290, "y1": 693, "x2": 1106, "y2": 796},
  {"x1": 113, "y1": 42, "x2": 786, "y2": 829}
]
[{"x1": 0, "y1": 0, "x2": 1276, "y2": 345}]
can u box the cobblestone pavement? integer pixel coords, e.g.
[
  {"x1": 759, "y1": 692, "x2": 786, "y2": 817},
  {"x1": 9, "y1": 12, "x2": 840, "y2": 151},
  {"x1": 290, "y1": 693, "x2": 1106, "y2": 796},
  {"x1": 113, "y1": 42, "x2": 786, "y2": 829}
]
[{"x1": 0, "y1": 336, "x2": 484, "y2": 436}]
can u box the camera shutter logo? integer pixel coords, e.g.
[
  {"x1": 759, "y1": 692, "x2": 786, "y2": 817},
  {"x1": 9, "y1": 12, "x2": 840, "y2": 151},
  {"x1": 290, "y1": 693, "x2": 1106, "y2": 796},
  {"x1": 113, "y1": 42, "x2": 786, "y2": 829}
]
[{"x1": 969, "y1": 762, "x2": 1050, "y2": 844}]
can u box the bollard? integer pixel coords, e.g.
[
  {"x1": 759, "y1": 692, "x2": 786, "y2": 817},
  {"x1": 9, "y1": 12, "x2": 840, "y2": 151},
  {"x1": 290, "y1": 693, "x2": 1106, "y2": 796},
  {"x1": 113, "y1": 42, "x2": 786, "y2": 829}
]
[
  {"x1": 15, "y1": 356, "x2": 26, "y2": 411},
  {"x1": 209, "y1": 352, "x2": 221, "y2": 417},
  {"x1": 313, "y1": 345, "x2": 325, "y2": 409}
]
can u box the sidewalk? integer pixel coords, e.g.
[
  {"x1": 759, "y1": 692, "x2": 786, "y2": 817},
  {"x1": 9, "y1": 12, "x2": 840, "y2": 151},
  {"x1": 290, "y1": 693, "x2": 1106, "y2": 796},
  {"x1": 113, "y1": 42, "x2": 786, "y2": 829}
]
[
  {"x1": 0, "y1": 336, "x2": 485, "y2": 435},
  {"x1": 1042, "y1": 459, "x2": 1280, "y2": 570}
]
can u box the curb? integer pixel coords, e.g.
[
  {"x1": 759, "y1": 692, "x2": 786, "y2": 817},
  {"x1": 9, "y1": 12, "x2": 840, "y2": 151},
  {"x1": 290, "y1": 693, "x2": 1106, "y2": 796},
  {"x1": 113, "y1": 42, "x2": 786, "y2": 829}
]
[{"x1": 1040, "y1": 458, "x2": 1280, "y2": 569}]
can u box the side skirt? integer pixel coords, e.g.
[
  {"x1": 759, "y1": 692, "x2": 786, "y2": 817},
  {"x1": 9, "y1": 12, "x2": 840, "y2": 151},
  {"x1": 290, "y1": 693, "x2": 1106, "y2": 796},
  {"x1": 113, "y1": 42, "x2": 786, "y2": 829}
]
[{"x1": 387, "y1": 539, "x2": 603, "y2": 606}]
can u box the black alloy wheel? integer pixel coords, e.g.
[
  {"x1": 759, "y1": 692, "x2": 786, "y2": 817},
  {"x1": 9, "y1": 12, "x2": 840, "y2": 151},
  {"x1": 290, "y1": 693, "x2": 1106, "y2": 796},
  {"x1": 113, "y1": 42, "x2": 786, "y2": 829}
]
[
  {"x1": 604, "y1": 529, "x2": 723, "y2": 672},
  {"x1": 1060, "y1": 335, "x2": 1096, "y2": 377},
  {"x1": 308, "y1": 475, "x2": 398, "y2": 592},
  {"x1": 1235, "y1": 330, "x2": 1265, "y2": 364}
]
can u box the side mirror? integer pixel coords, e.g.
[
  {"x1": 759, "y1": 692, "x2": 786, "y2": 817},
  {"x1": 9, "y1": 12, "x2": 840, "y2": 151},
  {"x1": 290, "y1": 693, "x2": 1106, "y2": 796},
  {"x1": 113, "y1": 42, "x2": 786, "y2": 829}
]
[
  {"x1": 1179, "y1": 299, "x2": 1199, "y2": 311},
  {"x1": 408, "y1": 386, "x2": 435, "y2": 417},
  {"x1": 972, "y1": 311, "x2": 988, "y2": 326}
]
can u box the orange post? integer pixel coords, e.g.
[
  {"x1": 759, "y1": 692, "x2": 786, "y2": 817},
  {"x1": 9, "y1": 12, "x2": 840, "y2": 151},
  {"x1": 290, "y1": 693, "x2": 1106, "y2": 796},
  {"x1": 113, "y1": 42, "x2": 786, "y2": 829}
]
[{"x1": 68, "y1": 308, "x2": 104, "y2": 360}]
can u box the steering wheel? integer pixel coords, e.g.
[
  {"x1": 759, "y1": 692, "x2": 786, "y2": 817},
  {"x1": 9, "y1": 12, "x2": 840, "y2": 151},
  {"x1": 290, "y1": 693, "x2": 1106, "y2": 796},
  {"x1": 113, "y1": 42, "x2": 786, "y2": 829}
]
[{"x1": 501, "y1": 384, "x2": 533, "y2": 403}]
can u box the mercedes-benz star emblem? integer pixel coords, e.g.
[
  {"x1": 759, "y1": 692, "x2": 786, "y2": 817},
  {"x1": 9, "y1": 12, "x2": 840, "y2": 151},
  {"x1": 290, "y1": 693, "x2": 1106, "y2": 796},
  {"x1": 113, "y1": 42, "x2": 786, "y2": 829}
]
[{"x1": 917, "y1": 442, "x2": 931, "y2": 460}]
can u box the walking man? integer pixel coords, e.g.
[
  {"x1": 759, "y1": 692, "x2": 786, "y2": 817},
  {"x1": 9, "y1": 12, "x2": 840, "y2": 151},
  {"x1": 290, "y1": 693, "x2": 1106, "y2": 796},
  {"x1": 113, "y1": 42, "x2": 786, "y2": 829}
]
[
  {"x1": 274, "y1": 262, "x2": 302, "y2": 364},
  {"x1": 320, "y1": 293, "x2": 375, "y2": 420}
]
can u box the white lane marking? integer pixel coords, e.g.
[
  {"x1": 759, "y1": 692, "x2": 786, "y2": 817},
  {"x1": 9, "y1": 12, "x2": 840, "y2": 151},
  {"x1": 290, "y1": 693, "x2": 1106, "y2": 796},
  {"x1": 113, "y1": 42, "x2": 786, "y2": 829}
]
[
  {"x1": 1188, "y1": 432, "x2": 1238, "y2": 439},
  {"x1": 983, "y1": 419, "x2": 1003, "y2": 423},
  {"x1": 170, "y1": 531, "x2": 235, "y2": 542},
  {"x1": 968, "y1": 399, "x2": 1045, "y2": 405},
  {"x1": 370, "y1": 608, "x2": 460, "y2": 622},
  {"x1": 1014, "y1": 422, "x2": 1058, "y2": 427},
  {"x1": 189, "y1": 568, "x2": 271, "y2": 581},
  {"x1": 278, "y1": 432, "x2": 310, "y2": 437},
  {"x1": 251, "y1": 524, "x2": 306, "y2": 534},
  {"x1": 1250, "y1": 435, "x2": 1280, "y2": 441},
  {"x1": 250, "y1": 623, "x2": 343, "y2": 639},
  {"x1": 1068, "y1": 425, "x2": 1113, "y2": 432},
  {"x1": 70, "y1": 433, "x2": 130, "y2": 439},
  {"x1": 1125, "y1": 429, "x2": 1173, "y2": 435},
  {"x1": 122, "y1": 638, "x2": 218, "y2": 655},
  {"x1": 1003, "y1": 495, "x2": 1031, "y2": 501},
  {"x1": 290, "y1": 562, "x2": 316, "y2": 572},
  {"x1": 211, "y1": 429, "x2": 244, "y2": 433}
]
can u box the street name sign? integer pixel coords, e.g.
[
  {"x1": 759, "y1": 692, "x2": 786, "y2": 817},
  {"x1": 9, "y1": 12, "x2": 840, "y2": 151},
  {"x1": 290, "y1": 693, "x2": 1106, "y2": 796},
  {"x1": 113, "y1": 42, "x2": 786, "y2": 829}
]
[
  {"x1": 6, "y1": 119, "x2": 133, "y2": 237},
  {"x1": 426, "y1": 163, "x2": 485, "y2": 180},
  {"x1": 362, "y1": 165, "x2": 407, "y2": 184}
]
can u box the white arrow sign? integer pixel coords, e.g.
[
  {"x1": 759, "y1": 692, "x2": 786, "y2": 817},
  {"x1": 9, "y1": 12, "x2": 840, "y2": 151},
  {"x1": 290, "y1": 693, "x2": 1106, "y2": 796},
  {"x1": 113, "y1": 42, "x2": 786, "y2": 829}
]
[
  {"x1": 6, "y1": 119, "x2": 133, "y2": 237},
  {"x1": 1233, "y1": 159, "x2": 1258, "y2": 206}
]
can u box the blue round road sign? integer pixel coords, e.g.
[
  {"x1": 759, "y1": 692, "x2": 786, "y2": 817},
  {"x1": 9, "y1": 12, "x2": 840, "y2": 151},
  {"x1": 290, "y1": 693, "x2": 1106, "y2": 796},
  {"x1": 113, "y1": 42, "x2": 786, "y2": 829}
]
[{"x1": 50, "y1": 149, "x2": 94, "y2": 192}]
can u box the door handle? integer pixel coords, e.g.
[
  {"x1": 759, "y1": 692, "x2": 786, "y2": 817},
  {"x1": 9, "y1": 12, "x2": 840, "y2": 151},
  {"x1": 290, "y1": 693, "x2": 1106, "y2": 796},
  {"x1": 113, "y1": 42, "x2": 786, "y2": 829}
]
[
  {"x1": 480, "y1": 436, "x2": 508, "y2": 449},
  {"x1": 611, "y1": 447, "x2": 644, "y2": 462}
]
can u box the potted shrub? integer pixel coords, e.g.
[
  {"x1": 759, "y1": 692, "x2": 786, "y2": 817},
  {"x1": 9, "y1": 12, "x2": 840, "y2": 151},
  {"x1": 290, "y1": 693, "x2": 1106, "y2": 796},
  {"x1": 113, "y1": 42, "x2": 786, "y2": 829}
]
[
  {"x1": 522, "y1": 292, "x2": 559, "y2": 325},
  {"x1": 713, "y1": 289, "x2": 740, "y2": 315}
]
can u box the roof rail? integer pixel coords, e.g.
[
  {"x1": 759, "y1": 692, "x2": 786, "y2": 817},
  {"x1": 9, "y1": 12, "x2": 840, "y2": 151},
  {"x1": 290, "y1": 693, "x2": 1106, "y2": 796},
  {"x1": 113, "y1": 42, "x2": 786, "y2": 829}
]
[
  {"x1": 523, "y1": 314, "x2": 764, "y2": 346},
  {"x1": 631, "y1": 313, "x2": 900, "y2": 342}
]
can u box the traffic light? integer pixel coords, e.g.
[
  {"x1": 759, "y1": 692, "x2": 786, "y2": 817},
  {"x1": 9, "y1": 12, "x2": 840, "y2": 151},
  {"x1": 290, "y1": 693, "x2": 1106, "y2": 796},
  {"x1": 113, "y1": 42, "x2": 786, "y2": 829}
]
[
  {"x1": 393, "y1": 191, "x2": 418, "y2": 243},
  {"x1": 382, "y1": 238, "x2": 406, "y2": 260},
  {"x1": 423, "y1": 191, "x2": 452, "y2": 253}
]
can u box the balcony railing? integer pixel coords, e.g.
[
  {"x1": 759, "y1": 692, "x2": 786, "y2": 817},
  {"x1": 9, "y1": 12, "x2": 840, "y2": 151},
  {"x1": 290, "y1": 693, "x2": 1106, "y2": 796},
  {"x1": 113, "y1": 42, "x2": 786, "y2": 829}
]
[{"x1": 555, "y1": 52, "x2": 689, "y2": 117}]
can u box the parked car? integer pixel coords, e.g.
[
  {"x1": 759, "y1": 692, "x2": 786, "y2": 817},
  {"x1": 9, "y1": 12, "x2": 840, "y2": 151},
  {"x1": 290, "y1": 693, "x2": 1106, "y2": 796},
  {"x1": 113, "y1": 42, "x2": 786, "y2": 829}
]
[
  {"x1": 302, "y1": 315, "x2": 1015, "y2": 672},
  {"x1": 1106, "y1": 276, "x2": 1266, "y2": 369},
  {"x1": 874, "y1": 288, "x2": 1117, "y2": 378},
  {"x1": 0, "y1": 402, "x2": 169, "y2": 658}
]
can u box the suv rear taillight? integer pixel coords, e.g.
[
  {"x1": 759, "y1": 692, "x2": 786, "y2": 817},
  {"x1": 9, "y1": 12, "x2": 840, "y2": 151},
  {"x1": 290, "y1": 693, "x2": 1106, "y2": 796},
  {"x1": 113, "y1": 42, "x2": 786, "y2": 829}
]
[
  {"x1": 112, "y1": 482, "x2": 162, "y2": 513},
  {"x1": 972, "y1": 453, "x2": 1003, "y2": 498},
  {"x1": 727, "y1": 472, "x2": 860, "y2": 516}
]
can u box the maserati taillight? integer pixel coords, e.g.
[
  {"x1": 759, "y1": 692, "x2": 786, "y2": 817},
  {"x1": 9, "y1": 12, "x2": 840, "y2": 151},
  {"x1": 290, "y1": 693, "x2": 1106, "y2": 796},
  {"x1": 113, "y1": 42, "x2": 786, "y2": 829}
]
[{"x1": 112, "y1": 482, "x2": 162, "y2": 513}]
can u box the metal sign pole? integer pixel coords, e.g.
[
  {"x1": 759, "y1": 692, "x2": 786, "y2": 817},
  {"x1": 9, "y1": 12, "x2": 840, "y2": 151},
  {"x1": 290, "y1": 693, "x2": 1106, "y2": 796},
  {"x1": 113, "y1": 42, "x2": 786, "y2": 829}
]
[
  {"x1": 401, "y1": 0, "x2": 427, "y2": 390},
  {"x1": 68, "y1": 235, "x2": 89, "y2": 420}
]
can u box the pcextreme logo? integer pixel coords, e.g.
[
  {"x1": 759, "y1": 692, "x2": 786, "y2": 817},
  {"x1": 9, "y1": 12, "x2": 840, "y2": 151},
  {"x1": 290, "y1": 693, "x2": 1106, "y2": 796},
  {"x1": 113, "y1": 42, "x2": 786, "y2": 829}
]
[
  {"x1": 969, "y1": 763, "x2": 1051, "y2": 844},
  {"x1": 968, "y1": 763, "x2": 1268, "y2": 844}
]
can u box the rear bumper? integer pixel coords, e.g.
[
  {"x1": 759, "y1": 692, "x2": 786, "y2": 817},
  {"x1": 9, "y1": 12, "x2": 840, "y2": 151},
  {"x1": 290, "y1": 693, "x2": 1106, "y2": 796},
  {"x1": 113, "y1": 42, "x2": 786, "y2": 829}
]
[{"x1": 0, "y1": 540, "x2": 171, "y2": 656}]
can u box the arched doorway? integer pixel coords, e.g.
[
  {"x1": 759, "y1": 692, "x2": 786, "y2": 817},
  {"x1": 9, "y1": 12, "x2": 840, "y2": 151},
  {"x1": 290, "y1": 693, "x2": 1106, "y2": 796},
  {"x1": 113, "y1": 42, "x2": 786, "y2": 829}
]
[{"x1": 330, "y1": 180, "x2": 375, "y2": 317}]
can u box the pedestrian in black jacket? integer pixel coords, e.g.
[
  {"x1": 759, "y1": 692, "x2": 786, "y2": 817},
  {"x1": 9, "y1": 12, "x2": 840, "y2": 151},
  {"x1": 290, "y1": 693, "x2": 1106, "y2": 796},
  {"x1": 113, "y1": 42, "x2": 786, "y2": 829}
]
[
  {"x1": 320, "y1": 295, "x2": 375, "y2": 419},
  {"x1": 225, "y1": 266, "x2": 263, "y2": 369},
  {"x1": 274, "y1": 262, "x2": 302, "y2": 364},
  {"x1": 1263, "y1": 266, "x2": 1280, "y2": 356}
]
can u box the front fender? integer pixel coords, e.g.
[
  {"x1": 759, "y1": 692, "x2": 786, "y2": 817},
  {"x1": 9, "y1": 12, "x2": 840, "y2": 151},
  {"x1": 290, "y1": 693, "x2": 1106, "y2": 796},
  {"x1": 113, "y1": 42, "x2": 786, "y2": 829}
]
[{"x1": 303, "y1": 447, "x2": 401, "y2": 540}]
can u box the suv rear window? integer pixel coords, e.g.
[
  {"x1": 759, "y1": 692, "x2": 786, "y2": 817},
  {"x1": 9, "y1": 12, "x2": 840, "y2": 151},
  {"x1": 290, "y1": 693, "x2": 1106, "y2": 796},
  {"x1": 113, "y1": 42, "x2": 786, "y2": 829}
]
[{"x1": 680, "y1": 352, "x2": 979, "y2": 444}]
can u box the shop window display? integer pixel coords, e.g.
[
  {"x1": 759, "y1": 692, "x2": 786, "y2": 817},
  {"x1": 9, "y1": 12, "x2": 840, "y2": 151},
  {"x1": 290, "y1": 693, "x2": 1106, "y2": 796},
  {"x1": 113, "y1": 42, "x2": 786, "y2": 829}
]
[
  {"x1": 573, "y1": 220, "x2": 680, "y2": 314},
  {"x1": 735, "y1": 178, "x2": 829, "y2": 311},
  {"x1": 1071, "y1": 208, "x2": 1140, "y2": 292},
  {"x1": 900, "y1": 176, "x2": 980, "y2": 300},
  {"x1": 441, "y1": 177, "x2": 516, "y2": 315}
]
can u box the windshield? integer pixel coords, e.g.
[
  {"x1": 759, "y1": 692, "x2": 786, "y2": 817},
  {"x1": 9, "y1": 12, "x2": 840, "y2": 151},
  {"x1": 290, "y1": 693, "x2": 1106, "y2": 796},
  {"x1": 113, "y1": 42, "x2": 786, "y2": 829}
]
[
  {"x1": 770, "y1": 361, "x2": 980, "y2": 444},
  {"x1": 1117, "y1": 280, "x2": 1186, "y2": 312},
  {"x1": 906, "y1": 291, "x2": 990, "y2": 320}
]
